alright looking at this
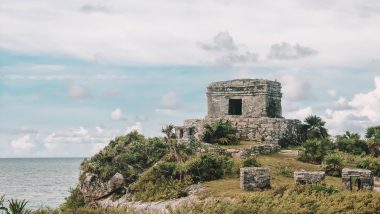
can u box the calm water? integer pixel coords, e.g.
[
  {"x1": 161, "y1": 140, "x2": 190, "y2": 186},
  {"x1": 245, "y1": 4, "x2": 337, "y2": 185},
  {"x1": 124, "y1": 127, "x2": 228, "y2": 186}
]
[{"x1": 0, "y1": 158, "x2": 84, "y2": 209}]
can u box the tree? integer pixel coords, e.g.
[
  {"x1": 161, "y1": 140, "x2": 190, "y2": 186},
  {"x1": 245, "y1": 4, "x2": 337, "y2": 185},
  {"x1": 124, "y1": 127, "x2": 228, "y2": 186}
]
[
  {"x1": 201, "y1": 119, "x2": 239, "y2": 145},
  {"x1": 365, "y1": 126, "x2": 380, "y2": 157},
  {"x1": 335, "y1": 131, "x2": 368, "y2": 155},
  {"x1": 301, "y1": 115, "x2": 329, "y2": 142},
  {"x1": 0, "y1": 195, "x2": 32, "y2": 214},
  {"x1": 162, "y1": 124, "x2": 183, "y2": 163}
]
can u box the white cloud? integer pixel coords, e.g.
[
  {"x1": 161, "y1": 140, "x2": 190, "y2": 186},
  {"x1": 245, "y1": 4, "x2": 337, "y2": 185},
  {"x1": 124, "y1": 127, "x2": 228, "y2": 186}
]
[
  {"x1": 125, "y1": 122, "x2": 142, "y2": 133},
  {"x1": 285, "y1": 107, "x2": 313, "y2": 120},
  {"x1": 199, "y1": 31, "x2": 258, "y2": 65},
  {"x1": 110, "y1": 108, "x2": 125, "y2": 120},
  {"x1": 67, "y1": 83, "x2": 90, "y2": 99},
  {"x1": 268, "y1": 42, "x2": 317, "y2": 60},
  {"x1": 280, "y1": 75, "x2": 311, "y2": 101},
  {"x1": 73, "y1": 126, "x2": 89, "y2": 136},
  {"x1": 0, "y1": 1, "x2": 380, "y2": 66},
  {"x1": 11, "y1": 135, "x2": 36, "y2": 150},
  {"x1": 157, "y1": 91, "x2": 182, "y2": 110},
  {"x1": 327, "y1": 89, "x2": 337, "y2": 97},
  {"x1": 324, "y1": 76, "x2": 380, "y2": 135}
]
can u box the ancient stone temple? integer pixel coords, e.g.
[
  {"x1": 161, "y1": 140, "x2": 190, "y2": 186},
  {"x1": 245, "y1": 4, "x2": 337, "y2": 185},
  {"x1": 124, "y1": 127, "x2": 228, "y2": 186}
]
[{"x1": 175, "y1": 79, "x2": 300, "y2": 145}]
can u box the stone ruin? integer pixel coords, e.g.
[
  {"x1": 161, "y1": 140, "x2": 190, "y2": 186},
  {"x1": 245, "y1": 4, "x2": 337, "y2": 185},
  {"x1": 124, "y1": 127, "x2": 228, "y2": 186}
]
[
  {"x1": 341, "y1": 168, "x2": 374, "y2": 191},
  {"x1": 175, "y1": 79, "x2": 300, "y2": 145},
  {"x1": 240, "y1": 167, "x2": 271, "y2": 191},
  {"x1": 294, "y1": 171, "x2": 325, "y2": 185}
]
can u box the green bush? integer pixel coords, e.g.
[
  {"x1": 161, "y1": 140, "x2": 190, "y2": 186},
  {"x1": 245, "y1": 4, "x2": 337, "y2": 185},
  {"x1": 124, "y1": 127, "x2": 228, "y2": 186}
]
[
  {"x1": 172, "y1": 185, "x2": 380, "y2": 214},
  {"x1": 59, "y1": 188, "x2": 85, "y2": 213},
  {"x1": 80, "y1": 132, "x2": 169, "y2": 183},
  {"x1": 201, "y1": 119, "x2": 239, "y2": 145},
  {"x1": 129, "y1": 163, "x2": 191, "y2": 202},
  {"x1": 299, "y1": 139, "x2": 333, "y2": 164},
  {"x1": 185, "y1": 153, "x2": 233, "y2": 183},
  {"x1": 357, "y1": 156, "x2": 380, "y2": 176},
  {"x1": 336, "y1": 132, "x2": 368, "y2": 155},
  {"x1": 323, "y1": 154, "x2": 344, "y2": 177},
  {"x1": 242, "y1": 157, "x2": 261, "y2": 167},
  {"x1": 275, "y1": 167, "x2": 293, "y2": 178}
]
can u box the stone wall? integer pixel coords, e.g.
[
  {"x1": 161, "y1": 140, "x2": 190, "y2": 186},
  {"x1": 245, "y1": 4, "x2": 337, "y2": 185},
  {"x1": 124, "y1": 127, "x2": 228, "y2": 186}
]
[
  {"x1": 207, "y1": 79, "x2": 282, "y2": 118},
  {"x1": 240, "y1": 167, "x2": 271, "y2": 191},
  {"x1": 205, "y1": 117, "x2": 300, "y2": 144},
  {"x1": 341, "y1": 168, "x2": 374, "y2": 190},
  {"x1": 174, "y1": 79, "x2": 300, "y2": 145},
  {"x1": 294, "y1": 171, "x2": 325, "y2": 184}
]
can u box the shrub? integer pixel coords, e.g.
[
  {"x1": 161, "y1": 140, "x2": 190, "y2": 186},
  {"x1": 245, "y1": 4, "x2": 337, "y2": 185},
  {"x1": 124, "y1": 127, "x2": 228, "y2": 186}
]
[
  {"x1": 242, "y1": 157, "x2": 261, "y2": 167},
  {"x1": 336, "y1": 132, "x2": 368, "y2": 155},
  {"x1": 275, "y1": 167, "x2": 293, "y2": 178},
  {"x1": 323, "y1": 154, "x2": 344, "y2": 177},
  {"x1": 80, "y1": 132, "x2": 169, "y2": 183},
  {"x1": 201, "y1": 119, "x2": 239, "y2": 145},
  {"x1": 129, "y1": 163, "x2": 191, "y2": 202},
  {"x1": 60, "y1": 188, "x2": 85, "y2": 213},
  {"x1": 299, "y1": 139, "x2": 333, "y2": 164},
  {"x1": 185, "y1": 153, "x2": 233, "y2": 183},
  {"x1": 173, "y1": 185, "x2": 380, "y2": 214},
  {"x1": 357, "y1": 156, "x2": 380, "y2": 176}
]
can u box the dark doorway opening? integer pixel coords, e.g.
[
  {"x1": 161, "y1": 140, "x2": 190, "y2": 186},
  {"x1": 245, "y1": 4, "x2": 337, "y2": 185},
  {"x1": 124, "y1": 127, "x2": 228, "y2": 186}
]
[
  {"x1": 179, "y1": 129, "x2": 184, "y2": 138},
  {"x1": 228, "y1": 99, "x2": 242, "y2": 115}
]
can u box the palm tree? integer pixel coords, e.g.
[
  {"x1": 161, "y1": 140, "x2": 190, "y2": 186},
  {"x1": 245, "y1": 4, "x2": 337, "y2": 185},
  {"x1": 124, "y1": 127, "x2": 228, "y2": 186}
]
[
  {"x1": 301, "y1": 115, "x2": 329, "y2": 141},
  {"x1": 202, "y1": 119, "x2": 239, "y2": 145},
  {"x1": 0, "y1": 196, "x2": 32, "y2": 214}
]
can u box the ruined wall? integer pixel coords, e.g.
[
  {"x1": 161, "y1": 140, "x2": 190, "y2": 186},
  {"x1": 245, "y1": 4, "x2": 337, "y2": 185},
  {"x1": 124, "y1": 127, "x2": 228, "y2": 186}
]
[
  {"x1": 294, "y1": 171, "x2": 325, "y2": 184},
  {"x1": 175, "y1": 79, "x2": 300, "y2": 145},
  {"x1": 341, "y1": 168, "x2": 374, "y2": 190},
  {"x1": 207, "y1": 79, "x2": 282, "y2": 118}
]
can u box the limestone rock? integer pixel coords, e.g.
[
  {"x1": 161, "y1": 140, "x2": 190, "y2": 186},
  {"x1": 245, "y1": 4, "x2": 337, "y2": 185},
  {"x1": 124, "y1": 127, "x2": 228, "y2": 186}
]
[
  {"x1": 79, "y1": 172, "x2": 125, "y2": 200},
  {"x1": 294, "y1": 171, "x2": 325, "y2": 184},
  {"x1": 240, "y1": 167, "x2": 271, "y2": 191}
]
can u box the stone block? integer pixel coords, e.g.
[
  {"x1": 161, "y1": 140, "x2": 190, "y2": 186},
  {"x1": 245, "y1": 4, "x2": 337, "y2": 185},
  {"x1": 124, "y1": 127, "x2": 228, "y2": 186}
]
[
  {"x1": 294, "y1": 171, "x2": 325, "y2": 184},
  {"x1": 341, "y1": 168, "x2": 374, "y2": 190},
  {"x1": 240, "y1": 167, "x2": 271, "y2": 191}
]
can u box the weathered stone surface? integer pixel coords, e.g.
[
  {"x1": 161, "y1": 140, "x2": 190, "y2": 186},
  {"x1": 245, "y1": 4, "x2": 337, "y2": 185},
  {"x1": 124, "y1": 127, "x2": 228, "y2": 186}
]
[
  {"x1": 341, "y1": 168, "x2": 374, "y2": 190},
  {"x1": 240, "y1": 167, "x2": 271, "y2": 191},
  {"x1": 294, "y1": 171, "x2": 325, "y2": 184},
  {"x1": 79, "y1": 172, "x2": 125, "y2": 200},
  {"x1": 175, "y1": 79, "x2": 300, "y2": 145}
]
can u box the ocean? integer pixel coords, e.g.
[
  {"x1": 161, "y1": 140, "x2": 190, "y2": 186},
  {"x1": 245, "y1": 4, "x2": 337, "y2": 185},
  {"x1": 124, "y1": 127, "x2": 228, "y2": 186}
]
[{"x1": 0, "y1": 158, "x2": 84, "y2": 209}]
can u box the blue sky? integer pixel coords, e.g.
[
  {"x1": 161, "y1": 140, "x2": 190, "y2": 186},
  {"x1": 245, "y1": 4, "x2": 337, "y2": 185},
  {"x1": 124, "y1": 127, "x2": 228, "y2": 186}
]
[{"x1": 1, "y1": 0, "x2": 380, "y2": 157}]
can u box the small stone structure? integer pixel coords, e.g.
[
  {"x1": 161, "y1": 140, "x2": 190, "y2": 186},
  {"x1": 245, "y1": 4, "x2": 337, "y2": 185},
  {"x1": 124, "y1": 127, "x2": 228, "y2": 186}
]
[
  {"x1": 175, "y1": 79, "x2": 300, "y2": 145},
  {"x1": 294, "y1": 171, "x2": 325, "y2": 184},
  {"x1": 228, "y1": 144, "x2": 280, "y2": 158},
  {"x1": 341, "y1": 168, "x2": 374, "y2": 191},
  {"x1": 240, "y1": 167, "x2": 271, "y2": 191}
]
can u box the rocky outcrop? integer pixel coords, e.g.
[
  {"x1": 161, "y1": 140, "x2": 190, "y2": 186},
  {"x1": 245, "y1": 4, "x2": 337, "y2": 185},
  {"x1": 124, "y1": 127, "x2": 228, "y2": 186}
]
[
  {"x1": 92, "y1": 184, "x2": 204, "y2": 213},
  {"x1": 79, "y1": 172, "x2": 125, "y2": 200}
]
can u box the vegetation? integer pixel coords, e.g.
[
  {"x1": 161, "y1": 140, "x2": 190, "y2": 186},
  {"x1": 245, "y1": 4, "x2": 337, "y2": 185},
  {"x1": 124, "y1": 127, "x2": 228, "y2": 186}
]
[
  {"x1": 357, "y1": 156, "x2": 380, "y2": 176},
  {"x1": 173, "y1": 185, "x2": 380, "y2": 214},
  {"x1": 336, "y1": 131, "x2": 368, "y2": 155},
  {"x1": 80, "y1": 131, "x2": 169, "y2": 182},
  {"x1": 241, "y1": 157, "x2": 261, "y2": 167},
  {"x1": 323, "y1": 153, "x2": 344, "y2": 177},
  {"x1": 202, "y1": 119, "x2": 239, "y2": 145},
  {"x1": 299, "y1": 139, "x2": 333, "y2": 164},
  {"x1": 0, "y1": 195, "x2": 32, "y2": 214},
  {"x1": 300, "y1": 115, "x2": 329, "y2": 142}
]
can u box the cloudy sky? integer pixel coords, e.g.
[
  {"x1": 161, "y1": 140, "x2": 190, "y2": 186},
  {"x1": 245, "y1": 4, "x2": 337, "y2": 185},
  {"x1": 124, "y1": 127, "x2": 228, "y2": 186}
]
[{"x1": 1, "y1": 0, "x2": 380, "y2": 157}]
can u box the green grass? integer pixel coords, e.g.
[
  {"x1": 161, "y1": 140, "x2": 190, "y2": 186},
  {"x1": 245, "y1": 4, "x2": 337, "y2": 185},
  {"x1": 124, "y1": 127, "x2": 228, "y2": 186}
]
[{"x1": 201, "y1": 152, "x2": 347, "y2": 198}]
